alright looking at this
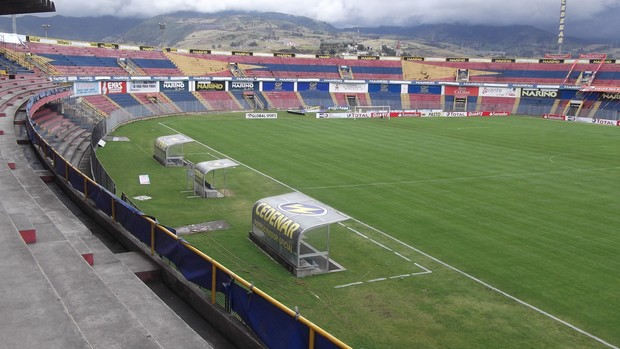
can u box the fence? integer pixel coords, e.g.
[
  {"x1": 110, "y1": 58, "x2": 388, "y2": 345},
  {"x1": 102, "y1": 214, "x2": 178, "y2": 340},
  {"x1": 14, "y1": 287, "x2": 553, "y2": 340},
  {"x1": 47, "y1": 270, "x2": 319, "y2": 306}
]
[{"x1": 26, "y1": 90, "x2": 351, "y2": 349}]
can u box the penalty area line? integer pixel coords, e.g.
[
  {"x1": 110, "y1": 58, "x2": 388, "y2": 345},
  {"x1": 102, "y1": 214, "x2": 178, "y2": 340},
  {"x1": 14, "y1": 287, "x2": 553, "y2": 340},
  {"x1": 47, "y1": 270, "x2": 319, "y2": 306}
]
[
  {"x1": 334, "y1": 266, "x2": 433, "y2": 289},
  {"x1": 158, "y1": 122, "x2": 618, "y2": 349}
]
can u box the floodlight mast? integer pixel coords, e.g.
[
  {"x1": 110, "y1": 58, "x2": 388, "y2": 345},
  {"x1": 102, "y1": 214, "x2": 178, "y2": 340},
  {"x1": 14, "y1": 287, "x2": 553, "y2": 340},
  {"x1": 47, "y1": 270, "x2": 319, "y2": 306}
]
[
  {"x1": 159, "y1": 22, "x2": 166, "y2": 51},
  {"x1": 557, "y1": 0, "x2": 567, "y2": 54}
]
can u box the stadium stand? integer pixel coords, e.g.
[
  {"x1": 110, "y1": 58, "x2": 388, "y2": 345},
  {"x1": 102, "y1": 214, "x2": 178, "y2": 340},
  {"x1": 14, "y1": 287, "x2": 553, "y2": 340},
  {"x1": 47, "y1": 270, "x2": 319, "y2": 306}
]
[
  {"x1": 261, "y1": 91, "x2": 304, "y2": 109},
  {"x1": 196, "y1": 91, "x2": 243, "y2": 110},
  {"x1": 162, "y1": 90, "x2": 207, "y2": 113},
  {"x1": 8, "y1": 15, "x2": 620, "y2": 346},
  {"x1": 1, "y1": 73, "x2": 229, "y2": 349},
  {"x1": 81, "y1": 95, "x2": 120, "y2": 116},
  {"x1": 367, "y1": 91, "x2": 403, "y2": 110},
  {"x1": 477, "y1": 96, "x2": 517, "y2": 113}
]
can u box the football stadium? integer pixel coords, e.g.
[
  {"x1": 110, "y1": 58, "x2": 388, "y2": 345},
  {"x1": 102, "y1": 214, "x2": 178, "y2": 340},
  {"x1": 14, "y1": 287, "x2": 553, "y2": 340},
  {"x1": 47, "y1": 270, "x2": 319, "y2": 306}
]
[{"x1": 1, "y1": 1, "x2": 620, "y2": 348}]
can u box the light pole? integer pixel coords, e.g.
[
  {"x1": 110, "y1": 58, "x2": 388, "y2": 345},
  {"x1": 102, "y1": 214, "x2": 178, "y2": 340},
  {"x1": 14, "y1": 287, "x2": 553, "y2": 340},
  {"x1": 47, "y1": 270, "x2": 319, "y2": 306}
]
[
  {"x1": 158, "y1": 22, "x2": 166, "y2": 51},
  {"x1": 42, "y1": 24, "x2": 50, "y2": 38}
]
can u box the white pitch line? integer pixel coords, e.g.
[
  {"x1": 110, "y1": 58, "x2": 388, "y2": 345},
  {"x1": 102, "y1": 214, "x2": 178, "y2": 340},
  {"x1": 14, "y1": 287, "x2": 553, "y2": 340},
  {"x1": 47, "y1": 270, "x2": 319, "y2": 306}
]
[
  {"x1": 346, "y1": 226, "x2": 368, "y2": 239},
  {"x1": 415, "y1": 262, "x2": 432, "y2": 274},
  {"x1": 335, "y1": 265, "x2": 432, "y2": 289},
  {"x1": 158, "y1": 122, "x2": 298, "y2": 192},
  {"x1": 347, "y1": 217, "x2": 619, "y2": 349},
  {"x1": 369, "y1": 238, "x2": 392, "y2": 251},
  {"x1": 158, "y1": 122, "x2": 619, "y2": 349},
  {"x1": 394, "y1": 252, "x2": 411, "y2": 262},
  {"x1": 334, "y1": 282, "x2": 364, "y2": 289}
]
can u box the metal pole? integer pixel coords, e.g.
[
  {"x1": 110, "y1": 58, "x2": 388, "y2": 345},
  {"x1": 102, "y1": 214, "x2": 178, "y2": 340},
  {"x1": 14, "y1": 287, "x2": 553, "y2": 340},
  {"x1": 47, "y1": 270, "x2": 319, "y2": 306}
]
[
  {"x1": 42, "y1": 24, "x2": 50, "y2": 38},
  {"x1": 158, "y1": 22, "x2": 166, "y2": 51}
]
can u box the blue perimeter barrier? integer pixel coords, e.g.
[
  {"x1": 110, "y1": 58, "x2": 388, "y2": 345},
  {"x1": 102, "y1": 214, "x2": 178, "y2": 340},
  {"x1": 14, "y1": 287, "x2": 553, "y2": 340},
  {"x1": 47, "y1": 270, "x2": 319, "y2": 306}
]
[{"x1": 25, "y1": 88, "x2": 350, "y2": 349}]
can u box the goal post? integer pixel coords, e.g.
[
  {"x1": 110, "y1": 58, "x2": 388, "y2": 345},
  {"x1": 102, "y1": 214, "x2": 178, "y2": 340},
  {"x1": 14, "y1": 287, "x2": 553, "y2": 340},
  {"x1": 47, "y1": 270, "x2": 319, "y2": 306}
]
[{"x1": 353, "y1": 105, "x2": 391, "y2": 119}]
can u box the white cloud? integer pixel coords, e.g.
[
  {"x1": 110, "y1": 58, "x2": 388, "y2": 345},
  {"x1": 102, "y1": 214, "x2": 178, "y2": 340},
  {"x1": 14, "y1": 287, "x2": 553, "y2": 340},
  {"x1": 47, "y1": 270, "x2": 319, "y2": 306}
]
[{"x1": 51, "y1": 0, "x2": 620, "y2": 32}]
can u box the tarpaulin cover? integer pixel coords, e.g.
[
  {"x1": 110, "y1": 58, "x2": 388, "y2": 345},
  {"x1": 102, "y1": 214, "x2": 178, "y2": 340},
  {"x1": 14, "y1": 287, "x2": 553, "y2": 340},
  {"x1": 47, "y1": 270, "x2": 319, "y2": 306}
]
[{"x1": 229, "y1": 282, "x2": 309, "y2": 349}]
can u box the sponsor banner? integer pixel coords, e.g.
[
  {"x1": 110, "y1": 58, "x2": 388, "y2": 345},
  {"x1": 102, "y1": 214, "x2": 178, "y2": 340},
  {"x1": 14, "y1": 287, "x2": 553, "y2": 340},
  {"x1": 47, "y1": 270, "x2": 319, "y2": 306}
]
[
  {"x1": 298, "y1": 81, "x2": 329, "y2": 92},
  {"x1": 479, "y1": 86, "x2": 518, "y2": 98},
  {"x1": 139, "y1": 46, "x2": 155, "y2": 51},
  {"x1": 56, "y1": 39, "x2": 71, "y2": 46},
  {"x1": 231, "y1": 50, "x2": 253, "y2": 56},
  {"x1": 420, "y1": 109, "x2": 443, "y2": 117},
  {"x1": 390, "y1": 111, "x2": 422, "y2": 117},
  {"x1": 262, "y1": 81, "x2": 295, "y2": 92},
  {"x1": 590, "y1": 59, "x2": 616, "y2": 64},
  {"x1": 128, "y1": 81, "x2": 159, "y2": 93},
  {"x1": 444, "y1": 86, "x2": 479, "y2": 97},
  {"x1": 316, "y1": 113, "x2": 354, "y2": 119},
  {"x1": 73, "y1": 82, "x2": 100, "y2": 96},
  {"x1": 370, "y1": 112, "x2": 389, "y2": 118},
  {"x1": 160, "y1": 81, "x2": 188, "y2": 91},
  {"x1": 443, "y1": 112, "x2": 468, "y2": 117},
  {"x1": 368, "y1": 83, "x2": 401, "y2": 93},
  {"x1": 559, "y1": 89, "x2": 579, "y2": 100},
  {"x1": 315, "y1": 54, "x2": 331, "y2": 59},
  {"x1": 101, "y1": 81, "x2": 127, "y2": 94},
  {"x1": 409, "y1": 84, "x2": 442, "y2": 94},
  {"x1": 592, "y1": 118, "x2": 617, "y2": 126},
  {"x1": 543, "y1": 114, "x2": 566, "y2": 120},
  {"x1": 189, "y1": 48, "x2": 211, "y2": 54},
  {"x1": 246, "y1": 113, "x2": 278, "y2": 119},
  {"x1": 230, "y1": 81, "x2": 255, "y2": 90},
  {"x1": 580, "y1": 53, "x2": 606, "y2": 59},
  {"x1": 544, "y1": 53, "x2": 571, "y2": 59},
  {"x1": 539, "y1": 58, "x2": 564, "y2": 64},
  {"x1": 521, "y1": 88, "x2": 558, "y2": 98},
  {"x1": 446, "y1": 57, "x2": 469, "y2": 62},
  {"x1": 195, "y1": 81, "x2": 226, "y2": 92},
  {"x1": 403, "y1": 56, "x2": 425, "y2": 61},
  {"x1": 97, "y1": 42, "x2": 119, "y2": 49},
  {"x1": 358, "y1": 55, "x2": 380, "y2": 60},
  {"x1": 581, "y1": 86, "x2": 620, "y2": 93},
  {"x1": 601, "y1": 92, "x2": 620, "y2": 100},
  {"x1": 467, "y1": 112, "x2": 490, "y2": 117},
  {"x1": 274, "y1": 52, "x2": 295, "y2": 58},
  {"x1": 329, "y1": 83, "x2": 368, "y2": 93},
  {"x1": 27, "y1": 36, "x2": 41, "y2": 43},
  {"x1": 491, "y1": 58, "x2": 516, "y2": 63}
]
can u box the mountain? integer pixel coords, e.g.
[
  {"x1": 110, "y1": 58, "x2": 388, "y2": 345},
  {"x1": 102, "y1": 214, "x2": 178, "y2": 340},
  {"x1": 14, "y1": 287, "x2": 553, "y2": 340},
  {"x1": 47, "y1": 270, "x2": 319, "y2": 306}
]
[
  {"x1": 0, "y1": 15, "x2": 135, "y2": 42},
  {"x1": 0, "y1": 11, "x2": 613, "y2": 58}
]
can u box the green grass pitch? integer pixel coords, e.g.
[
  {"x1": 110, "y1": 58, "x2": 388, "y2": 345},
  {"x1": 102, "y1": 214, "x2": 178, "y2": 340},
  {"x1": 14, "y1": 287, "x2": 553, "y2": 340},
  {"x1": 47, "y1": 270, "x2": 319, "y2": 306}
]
[{"x1": 96, "y1": 112, "x2": 620, "y2": 349}]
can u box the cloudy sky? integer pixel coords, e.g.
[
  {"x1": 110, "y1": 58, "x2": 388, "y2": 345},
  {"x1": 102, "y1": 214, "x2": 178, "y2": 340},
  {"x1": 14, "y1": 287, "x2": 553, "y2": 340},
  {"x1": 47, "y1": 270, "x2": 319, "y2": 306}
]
[{"x1": 49, "y1": 0, "x2": 620, "y2": 38}]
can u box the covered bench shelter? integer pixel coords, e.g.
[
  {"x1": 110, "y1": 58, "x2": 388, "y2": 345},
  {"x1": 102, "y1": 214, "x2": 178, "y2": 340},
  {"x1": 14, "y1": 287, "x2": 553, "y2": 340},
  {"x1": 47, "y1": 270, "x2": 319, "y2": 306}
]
[
  {"x1": 153, "y1": 134, "x2": 194, "y2": 167},
  {"x1": 193, "y1": 159, "x2": 239, "y2": 198},
  {"x1": 249, "y1": 192, "x2": 349, "y2": 277}
]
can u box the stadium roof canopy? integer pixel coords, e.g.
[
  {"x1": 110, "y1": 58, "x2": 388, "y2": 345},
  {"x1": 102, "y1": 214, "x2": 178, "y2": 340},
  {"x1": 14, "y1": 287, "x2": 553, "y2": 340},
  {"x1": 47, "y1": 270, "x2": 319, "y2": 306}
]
[{"x1": 1, "y1": 0, "x2": 56, "y2": 15}]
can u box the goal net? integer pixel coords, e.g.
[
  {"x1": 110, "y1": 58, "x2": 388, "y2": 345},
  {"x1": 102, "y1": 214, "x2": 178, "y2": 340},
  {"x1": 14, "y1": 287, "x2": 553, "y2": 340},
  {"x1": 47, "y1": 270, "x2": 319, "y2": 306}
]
[{"x1": 353, "y1": 105, "x2": 391, "y2": 119}]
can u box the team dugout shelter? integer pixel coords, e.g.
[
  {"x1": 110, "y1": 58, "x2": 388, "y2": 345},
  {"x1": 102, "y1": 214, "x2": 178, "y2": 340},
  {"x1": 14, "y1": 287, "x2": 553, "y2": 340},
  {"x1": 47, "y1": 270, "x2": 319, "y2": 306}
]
[
  {"x1": 193, "y1": 159, "x2": 238, "y2": 198},
  {"x1": 250, "y1": 192, "x2": 349, "y2": 277},
  {"x1": 153, "y1": 134, "x2": 194, "y2": 167}
]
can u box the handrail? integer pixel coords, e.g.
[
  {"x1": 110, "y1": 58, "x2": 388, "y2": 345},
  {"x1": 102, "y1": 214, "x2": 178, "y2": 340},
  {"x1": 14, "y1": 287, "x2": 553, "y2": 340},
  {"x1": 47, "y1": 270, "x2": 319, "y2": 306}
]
[{"x1": 25, "y1": 87, "x2": 352, "y2": 349}]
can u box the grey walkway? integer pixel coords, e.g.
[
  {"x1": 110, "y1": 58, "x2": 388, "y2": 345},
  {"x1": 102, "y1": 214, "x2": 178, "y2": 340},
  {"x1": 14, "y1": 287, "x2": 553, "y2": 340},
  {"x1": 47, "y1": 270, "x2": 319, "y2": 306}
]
[{"x1": 0, "y1": 91, "x2": 215, "y2": 348}]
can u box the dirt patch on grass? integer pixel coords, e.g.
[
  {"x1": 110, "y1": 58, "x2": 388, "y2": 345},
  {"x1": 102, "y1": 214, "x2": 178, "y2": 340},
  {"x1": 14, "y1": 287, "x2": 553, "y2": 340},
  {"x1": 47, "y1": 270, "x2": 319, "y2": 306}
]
[{"x1": 175, "y1": 220, "x2": 229, "y2": 235}]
